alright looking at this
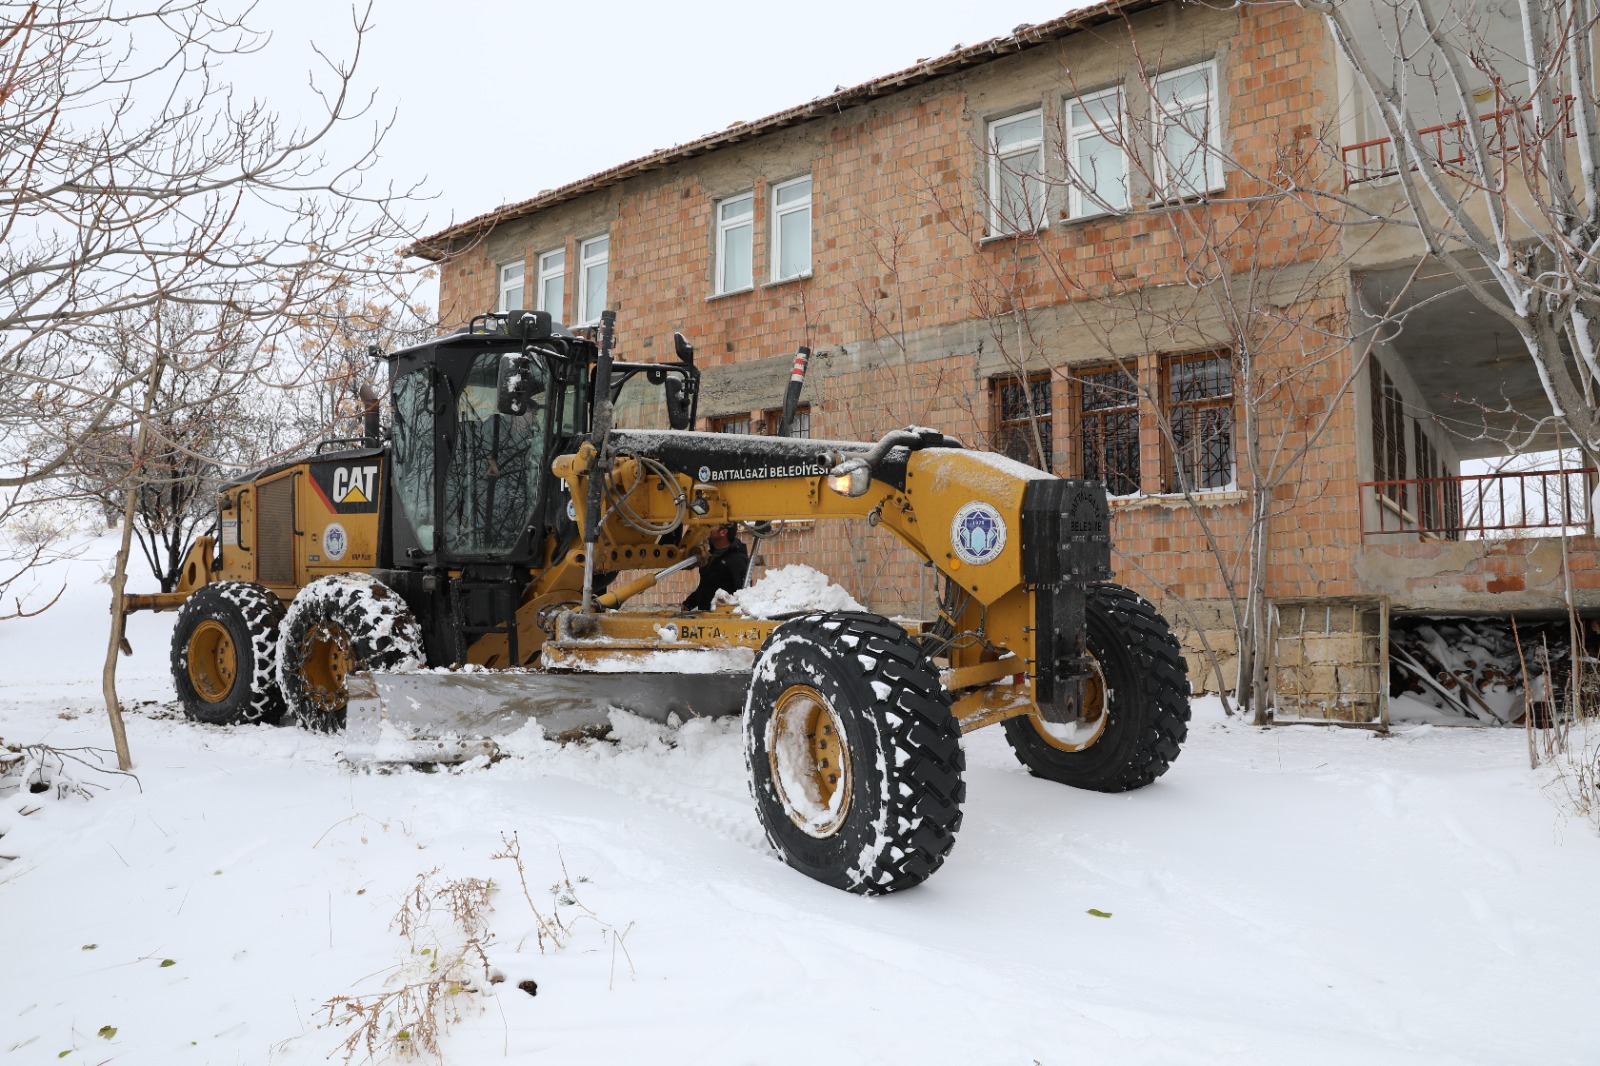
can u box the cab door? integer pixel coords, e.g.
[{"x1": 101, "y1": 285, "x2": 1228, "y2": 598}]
[{"x1": 441, "y1": 350, "x2": 550, "y2": 561}]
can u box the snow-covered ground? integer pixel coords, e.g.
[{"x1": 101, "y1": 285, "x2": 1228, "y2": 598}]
[{"x1": 3, "y1": 535, "x2": 1599, "y2": 1064}]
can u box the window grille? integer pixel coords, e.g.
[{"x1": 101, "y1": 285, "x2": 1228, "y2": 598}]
[
  {"x1": 995, "y1": 373, "x2": 1053, "y2": 470},
  {"x1": 763, "y1": 405, "x2": 810, "y2": 438},
  {"x1": 1412, "y1": 422, "x2": 1462, "y2": 537},
  {"x1": 1079, "y1": 366, "x2": 1140, "y2": 496},
  {"x1": 1165, "y1": 352, "x2": 1233, "y2": 491}
]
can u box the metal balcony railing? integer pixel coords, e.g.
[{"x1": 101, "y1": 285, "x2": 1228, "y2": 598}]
[
  {"x1": 1342, "y1": 97, "x2": 1576, "y2": 187},
  {"x1": 1360, "y1": 467, "x2": 1595, "y2": 540}
]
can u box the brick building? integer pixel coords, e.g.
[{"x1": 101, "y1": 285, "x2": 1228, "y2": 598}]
[{"x1": 410, "y1": 0, "x2": 1598, "y2": 718}]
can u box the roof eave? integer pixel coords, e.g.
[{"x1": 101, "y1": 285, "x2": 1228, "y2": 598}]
[{"x1": 405, "y1": 0, "x2": 1164, "y2": 261}]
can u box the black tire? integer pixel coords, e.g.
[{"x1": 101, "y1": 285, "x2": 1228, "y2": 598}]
[
  {"x1": 1003, "y1": 582, "x2": 1190, "y2": 792},
  {"x1": 744, "y1": 612, "x2": 965, "y2": 895},
  {"x1": 170, "y1": 582, "x2": 286, "y2": 725},
  {"x1": 277, "y1": 573, "x2": 425, "y2": 732}
]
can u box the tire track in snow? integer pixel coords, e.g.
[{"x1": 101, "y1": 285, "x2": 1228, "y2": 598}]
[
  {"x1": 618, "y1": 782, "x2": 770, "y2": 853},
  {"x1": 508, "y1": 726, "x2": 771, "y2": 854}
]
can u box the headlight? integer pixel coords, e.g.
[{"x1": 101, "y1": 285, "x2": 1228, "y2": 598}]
[{"x1": 825, "y1": 459, "x2": 871, "y2": 498}]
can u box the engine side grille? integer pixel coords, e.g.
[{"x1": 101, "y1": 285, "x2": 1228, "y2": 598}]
[{"x1": 256, "y1": 476, "x2": 295, "y2": 585}]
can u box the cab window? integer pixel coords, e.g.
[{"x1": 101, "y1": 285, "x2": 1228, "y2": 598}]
[
  {"x1": 390, "y1": 368, "x2": 435, "y2": 552},
  {"x1": 444, "y1": 352, "x2": 548, "y2": 556}
]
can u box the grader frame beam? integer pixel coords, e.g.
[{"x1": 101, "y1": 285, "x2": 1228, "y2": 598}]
[{"x1": 544, "y1": 430, "x2": 1111, "y2": 729}]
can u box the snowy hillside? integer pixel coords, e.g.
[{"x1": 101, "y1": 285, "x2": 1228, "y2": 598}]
[{"x1": 2, "y1": 535, "x2": 1599, "y2": 1064}]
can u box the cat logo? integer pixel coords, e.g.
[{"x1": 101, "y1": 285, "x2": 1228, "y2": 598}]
[
  {"x1": 332, "y1": 466, "x2": 378, "y2": 505},
  {"x1": 310, "y1": 461, "x2": 381, "y2": 515}
]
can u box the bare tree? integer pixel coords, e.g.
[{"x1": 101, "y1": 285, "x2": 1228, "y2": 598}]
[
  {"x1": 0, "y1": 0, "x2": 424, "y2": 767},
  {"x1": 271, "y1": 268, "x2": 439, "y2": 447},
  {"x1": 62, "y1": 305, "x2": 279, "y2": 592},
  {"x1": 0, "y1": 493, "x2": 79, "y2": 620},
  {"x1": 1308, "y1": 0, "x2": 1600, "y2": 460},
  {"x1": 0, "y1": 0, "x2": 420, "y2": 494}
]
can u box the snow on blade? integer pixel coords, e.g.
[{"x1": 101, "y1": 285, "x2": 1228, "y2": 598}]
[{"x1": 724, "y1": 564, "x2": 865, "y2": 618}]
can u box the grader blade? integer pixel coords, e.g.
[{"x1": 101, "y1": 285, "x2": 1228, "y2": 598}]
[{"x1": 342, "y1": 669, "x2": 750, "y2": 764}]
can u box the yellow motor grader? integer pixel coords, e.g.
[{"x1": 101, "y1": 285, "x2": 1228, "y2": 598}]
[{"x1": 126, "y1": 309, "x2": 1189, "y2": 894}]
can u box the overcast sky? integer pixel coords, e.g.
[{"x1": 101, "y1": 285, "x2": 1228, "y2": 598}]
[{"x1": 243, "y1": 1, "x2": 1085, "y2": 253}]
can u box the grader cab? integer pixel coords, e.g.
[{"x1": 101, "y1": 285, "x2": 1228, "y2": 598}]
[{"x1": 129, "y1": 309, "x2": 1189, "y2": 894}]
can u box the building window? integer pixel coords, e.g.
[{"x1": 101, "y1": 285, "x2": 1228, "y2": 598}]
[
  {"x1": 1370, "y1": 359, "x2": 1407, "y2": 507},
  {"x1": 537, "y1": 249, "x2": 565, "y2": 320},
  {"x1": 1078, "y1": 367, "x2": 1140, "y2": 496},
  {"x1": 1164, "y1": 352, "x2": 1234, "y2": 491},
  {"x1": 771, "y1": 176, "x2": 812, "y2": 281},
  {"x1": 1067, "y1": 88, "x2": 1128, "y2": 219},
  {"x1": 995, "y1": 373, "x2": 1053, "y2": 470},
  {"x1": 577, "y1": 236, "x2": 608, "y2": 324},
  {"x1": 1412, "y1": 421, "x2": 1460, "y2": 536},
  {"x1": 988, "y1": 109, "x2": 1047, "y2": 234},
  {"x1": 713, "y1": 414, "x2": 754, "y2": 435},
  {"x1": 762, "y1": 404, "x2": 811, "y2": 438},
  {"x1": 1153, "y1": 60, "x2": 1223, "y2": 199},
  {"x1": 497, "y1": 260, "x2": 524, "y2": 312},
  {"x1": 716, "y1": 193, "x2": 754, "y2": 294}
]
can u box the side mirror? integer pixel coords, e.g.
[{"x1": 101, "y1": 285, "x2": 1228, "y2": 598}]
[
  {"x1": 673, "y1": 331, "x2": 695, "y2": 366},
  {"x1": 496, "y1": 351, "x2": 544, "y2": 415},
  {"x1": 504, "y1": 309, "x2": 553, "y2": 342}
]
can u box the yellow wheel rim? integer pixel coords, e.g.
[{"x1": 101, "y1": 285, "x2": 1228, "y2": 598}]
[
  {"x1": 186, "y1": 620, "x2": 239, "y2": 703},
  {"x1": 1031, "y1": 655, "x2": 1109, "y2": 752},
  {"x1": 767, "y1": 685, "x2": 852, "y2": 838},
  {"x1": 298, "y1": 620, "x2": 353, "y2": 715}
]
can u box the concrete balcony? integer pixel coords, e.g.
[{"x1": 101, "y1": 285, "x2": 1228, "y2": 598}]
[
  {"x1": 1356, "y1": 466, "x2": 1600, "y2": 614},
  {"x1": 1341, "y1": 97, "x2": 1575, "y2": 188}
]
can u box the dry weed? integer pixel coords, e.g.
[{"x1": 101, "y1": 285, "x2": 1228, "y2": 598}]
[
  {"x1": 321, "y1": 869, "x2": 494, "y2": 1062},
  {"x1": 321, "y1": 836, "x2": 634, "y2": 1062},
  {"x1": 1516, "y1": 618, "x2": 1600, "y2": 831},
  {"x1": 492, "y1": 831, "x2": 635, "y2": 987},
  {"x1": 1547, "y1": 719, "x2": 1600, "y2": 831}
]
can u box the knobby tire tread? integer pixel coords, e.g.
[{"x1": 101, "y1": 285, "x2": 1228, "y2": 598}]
[
  {"x1": 169, "y1": 582, "x2": 286, "y2": 725},
  {"x1": 277, "y1": 573, "x2": 424, "y2": 732},
  {"x1": 1003, "y1": 582, "x2": 1190, "y2": 792},
  {"x1": 746, "y1": 611, "x2": 965, "y2": 895}
]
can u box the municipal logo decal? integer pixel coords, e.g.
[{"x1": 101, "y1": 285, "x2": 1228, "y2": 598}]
[
  {"x1": 323, "y1": 522, "x2": 349, "y2": 562},
  {"x1": 951, "y1": 502, "x2": 1006, "y2": 565},
  {"x1": 698, "y1": 465, "x2": 712, "y2": 484}
]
